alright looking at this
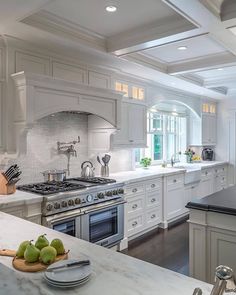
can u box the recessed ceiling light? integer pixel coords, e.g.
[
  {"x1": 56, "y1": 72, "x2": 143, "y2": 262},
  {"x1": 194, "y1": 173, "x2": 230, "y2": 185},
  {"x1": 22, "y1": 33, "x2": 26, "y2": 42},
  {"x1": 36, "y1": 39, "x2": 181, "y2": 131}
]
[
  {"x1": 178, "y1": 46, "x2": 188, "y2": 50},
  {"x1": 106, "y1": 5, "x2": 117, "y2": 12},
  {"x1": 217, "y1": 68, "x2": 223, "y2": 71}
]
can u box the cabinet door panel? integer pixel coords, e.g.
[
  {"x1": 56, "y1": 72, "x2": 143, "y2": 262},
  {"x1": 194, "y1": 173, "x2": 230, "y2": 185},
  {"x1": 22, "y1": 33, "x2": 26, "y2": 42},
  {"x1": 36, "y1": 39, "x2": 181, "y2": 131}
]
[
  {"x1": 88, "y1": 71, "x2": 110, "y2": 88},
  {"x1": 166, "y1": 187, "x2": 185, "y2": 220},
  {"x1": 15, "y1": 51, "x2": 50, "y2": 75},
  {"x1": 52, "y1": 62, "x2": 87, "y2": 84},
  {"x1": 112, "y1": 103, "x2": 129, "y2": 145},
  {"x1": 128, "y1": 104, "x2": 146, "y2": 144}
]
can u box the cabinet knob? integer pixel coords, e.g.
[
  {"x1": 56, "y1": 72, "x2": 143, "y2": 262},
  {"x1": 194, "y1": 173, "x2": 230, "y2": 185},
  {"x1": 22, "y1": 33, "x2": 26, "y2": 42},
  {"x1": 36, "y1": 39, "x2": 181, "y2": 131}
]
[
  {"x1": 132, "y1": 188, "x2": 137, "y2": 193},
  {"x1": 151, "y1": 214, "x2": 156, "y2": 219},
  {"x1": 132, "y1": 204, "x2": 138, "y2": 209},
  {"x1": 173, "y1": 179, "x2": 177, "y2": 183},
  {"x1": 205, "y1": 171, "x2": 208, "y2": 175},
  {"x1": 151, "y1": 184, "x2": 156, "y2": 188},
  {"x1": 132, "y1": 221, "x2": 138, "y2": 227},
  {"x1": 129, "y1": 140, "x2": 134, "y2": 142},
  {"x1": 151, "y1": 198, "x2": 156, "y2": 203}
]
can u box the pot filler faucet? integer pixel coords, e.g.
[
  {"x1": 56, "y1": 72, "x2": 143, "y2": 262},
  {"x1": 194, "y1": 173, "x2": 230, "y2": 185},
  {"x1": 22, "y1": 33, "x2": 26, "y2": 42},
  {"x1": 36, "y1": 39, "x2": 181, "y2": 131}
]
[
  {"x1": 57, "y1": 136, "x2": 80, "y2": 176},
  {"x1": 192, "y1": 265, "x2": 236, "y2": 295}
]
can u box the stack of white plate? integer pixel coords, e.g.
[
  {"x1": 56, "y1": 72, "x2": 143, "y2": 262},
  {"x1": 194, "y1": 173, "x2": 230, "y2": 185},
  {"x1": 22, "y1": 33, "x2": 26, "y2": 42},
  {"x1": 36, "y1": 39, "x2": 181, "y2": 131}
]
[{"x1": 44, "y1": 259, "x2": 92, "y2": 288}]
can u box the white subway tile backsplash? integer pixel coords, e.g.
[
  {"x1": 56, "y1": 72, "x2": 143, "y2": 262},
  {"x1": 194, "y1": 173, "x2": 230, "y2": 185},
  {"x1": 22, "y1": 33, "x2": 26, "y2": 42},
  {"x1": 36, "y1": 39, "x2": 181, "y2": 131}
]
[{"x1": 7, "y1": 112, "x2": 133, "y2": 183}]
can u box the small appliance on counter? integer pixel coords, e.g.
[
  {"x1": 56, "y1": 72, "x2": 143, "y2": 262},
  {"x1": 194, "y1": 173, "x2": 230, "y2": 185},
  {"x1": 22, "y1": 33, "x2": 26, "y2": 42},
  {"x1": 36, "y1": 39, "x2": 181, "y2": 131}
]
[
  {"x1": 0, "y1": 164, "x2": 22, "y2": 195},
  {"x1": 202, "y1": 148, "x2": 214, "y2": 161}
]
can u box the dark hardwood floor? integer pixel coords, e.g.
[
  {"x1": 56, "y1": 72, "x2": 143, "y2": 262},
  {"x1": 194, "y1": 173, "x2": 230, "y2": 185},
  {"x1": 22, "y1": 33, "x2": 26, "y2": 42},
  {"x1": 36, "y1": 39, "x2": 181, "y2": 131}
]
[{"x1": 122, "y1": 220, "x2": 189, "y2": 276}]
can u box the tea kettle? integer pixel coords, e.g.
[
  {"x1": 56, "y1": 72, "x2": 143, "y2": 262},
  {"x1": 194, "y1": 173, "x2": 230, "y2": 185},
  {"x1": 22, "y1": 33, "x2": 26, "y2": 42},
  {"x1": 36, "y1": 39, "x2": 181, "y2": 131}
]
[{"x1": 81, "y1": 161, "x2": 95, "y2": 178}]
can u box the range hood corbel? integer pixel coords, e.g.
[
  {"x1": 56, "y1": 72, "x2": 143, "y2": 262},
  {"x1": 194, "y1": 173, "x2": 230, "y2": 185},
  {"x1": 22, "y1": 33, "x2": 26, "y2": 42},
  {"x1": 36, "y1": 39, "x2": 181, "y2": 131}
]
[{"x1": 11, "y1": 71, "x2": 123, "y2": 154}]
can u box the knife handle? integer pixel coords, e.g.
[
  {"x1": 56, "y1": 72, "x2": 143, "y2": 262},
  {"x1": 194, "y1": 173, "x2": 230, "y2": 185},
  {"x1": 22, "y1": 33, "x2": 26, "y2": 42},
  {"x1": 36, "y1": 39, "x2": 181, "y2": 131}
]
[{"x1": 68, "y1": 260, "x2": 90, "y2": 267}]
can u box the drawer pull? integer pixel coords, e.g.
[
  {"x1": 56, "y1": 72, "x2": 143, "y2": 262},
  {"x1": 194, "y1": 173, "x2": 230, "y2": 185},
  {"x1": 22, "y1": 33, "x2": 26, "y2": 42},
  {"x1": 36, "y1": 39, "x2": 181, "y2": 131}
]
[
  {"x1": 132, "y1": 221, "x2": 138, "y2": 227},
  {"x1": 223, "y1": 168, "x2": 225, "y2": 171},
  {"x1": 222, "y1": 177, "x2": 225, "y2": 181},
  {"x1": 132, "y1": 188, "x2": 137, "y2": 193},
  {"x1": 129, "y1": 140, "x2": 134, "y2": 143},
  {"x1": 151, "y1": 184, "x2": 156, "y2": 188},
  {"x1": 151, "y1": 214, "x2": 156, "y2": 219},
  {"x1": 132, "y1": 204, "x2": 138, "y2": 209},
  {"x1": 151, "y1": 198, "x2": 156, "y2": 203},
  {"x1": 173, "y1": 179, "x2": 177, "y2": 183},
  {"x1": 205, "y1": 172, "x2": 208, "y2": 175}
]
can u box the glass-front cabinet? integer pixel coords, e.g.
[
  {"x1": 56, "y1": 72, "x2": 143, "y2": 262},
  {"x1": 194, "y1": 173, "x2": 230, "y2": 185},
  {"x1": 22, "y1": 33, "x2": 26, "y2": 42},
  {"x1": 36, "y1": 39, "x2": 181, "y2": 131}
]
[{"x1": 114, "y1": 80, "x2": 145, "y2": 101}]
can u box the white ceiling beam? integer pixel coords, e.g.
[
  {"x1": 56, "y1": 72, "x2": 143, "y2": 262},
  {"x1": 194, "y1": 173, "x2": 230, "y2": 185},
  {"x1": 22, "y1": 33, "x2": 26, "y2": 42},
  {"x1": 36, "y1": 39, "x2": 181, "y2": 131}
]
[
  {"x1": 107, "y1": 15, "x2": 198, "y2": 56},
  {"x1": 168, "y1": 52, "x2": 236, "y2": 75}
]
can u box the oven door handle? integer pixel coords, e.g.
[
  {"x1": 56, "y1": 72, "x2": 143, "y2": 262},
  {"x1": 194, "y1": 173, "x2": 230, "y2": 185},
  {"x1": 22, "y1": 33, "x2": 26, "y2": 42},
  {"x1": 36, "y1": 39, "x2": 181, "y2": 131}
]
[
  {"x1": 83, "y1": 200, "x2": 126, "y2": 214},
  {"x1": 46, "y1": 209, "x2": 83, "y2": 225}
]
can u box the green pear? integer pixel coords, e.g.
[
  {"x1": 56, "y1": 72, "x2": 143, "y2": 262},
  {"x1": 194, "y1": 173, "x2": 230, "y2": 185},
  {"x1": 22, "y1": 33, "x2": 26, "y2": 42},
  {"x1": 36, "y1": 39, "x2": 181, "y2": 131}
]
[
  {"x1": 50, "y1": 239, "x2": 65, "y2": 255},
  {"x1": 16, "y1": 240, "x2": 30, "y2": 258},
  {"x1": 24, "y1": 241, "x2": 40, "y2": 263},
  {"x1": 40, "y1": 246, "x2": 57, "y2": 265},
  {"x1": 35, "y1": 234, "x2": 49, "y2": 250}
]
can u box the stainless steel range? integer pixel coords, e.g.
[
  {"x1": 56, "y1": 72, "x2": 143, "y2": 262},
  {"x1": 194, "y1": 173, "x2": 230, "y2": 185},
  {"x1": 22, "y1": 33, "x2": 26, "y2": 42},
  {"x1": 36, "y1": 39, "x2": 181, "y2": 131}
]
[{"x1": 17, "y1": 177, "x2": 125, "y2": 248}]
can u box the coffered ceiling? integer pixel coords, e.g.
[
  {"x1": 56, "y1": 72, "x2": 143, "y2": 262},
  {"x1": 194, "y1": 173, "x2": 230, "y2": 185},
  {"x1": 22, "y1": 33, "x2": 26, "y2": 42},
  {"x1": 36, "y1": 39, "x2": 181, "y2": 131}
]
[{"x1": 1, "y1": 0, "x2": 236, "y2": 99}]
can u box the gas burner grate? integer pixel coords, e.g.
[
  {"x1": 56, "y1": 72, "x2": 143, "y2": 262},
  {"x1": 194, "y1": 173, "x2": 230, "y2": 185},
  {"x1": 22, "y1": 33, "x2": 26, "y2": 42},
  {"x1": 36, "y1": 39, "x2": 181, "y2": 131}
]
[
  {"x1": 68, "y1": 177, "x2": 116, "y2": 184},
  {"x1": 17, "y1": 181, "x2": 86, "y2": 195}
]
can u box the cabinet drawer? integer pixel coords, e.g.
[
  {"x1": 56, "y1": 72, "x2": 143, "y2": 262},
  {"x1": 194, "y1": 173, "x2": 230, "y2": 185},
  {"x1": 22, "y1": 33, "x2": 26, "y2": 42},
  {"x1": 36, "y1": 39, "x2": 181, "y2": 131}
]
[
  {"x1": 146, "y1": 179, "x2": 162, "y2": 192},
  {"x1": 125, "y1": 184, "x2": 145, "y2": 197},
  {"x1": 167, "y1": 174, "x2": 184, "y2": 190},
  {"x1": 146, "y1": 192, "x2": 161, "y2": 209},
  {"x1": 127, "y1": 196, "x2": 144, "y2": 214},
  {"x1": 214, "y1": 166, "x2": 227, "y2": 176},
  {"x1": 146, "y1": 207, "x2": 161, "y2": 227},
  {"x1": 201, "y1": 169, "x2": 213, "y2": 180},
  {"x1": 127, "y1": 214, "x2": 145, "y2": 236}
]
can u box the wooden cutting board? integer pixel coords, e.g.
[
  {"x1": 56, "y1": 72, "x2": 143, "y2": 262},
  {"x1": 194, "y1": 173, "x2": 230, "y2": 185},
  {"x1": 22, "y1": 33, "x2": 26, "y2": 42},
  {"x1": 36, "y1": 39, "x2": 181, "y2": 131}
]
[{"x1": 0, "y1": 249, "x2": 69, "y2": 272}]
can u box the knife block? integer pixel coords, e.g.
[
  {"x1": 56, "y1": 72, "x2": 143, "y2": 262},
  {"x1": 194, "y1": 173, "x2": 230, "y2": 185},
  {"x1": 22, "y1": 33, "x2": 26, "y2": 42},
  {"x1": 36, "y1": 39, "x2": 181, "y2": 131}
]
[{"x1": 0, "y1": 173, "x2": 16, "y2": 195}]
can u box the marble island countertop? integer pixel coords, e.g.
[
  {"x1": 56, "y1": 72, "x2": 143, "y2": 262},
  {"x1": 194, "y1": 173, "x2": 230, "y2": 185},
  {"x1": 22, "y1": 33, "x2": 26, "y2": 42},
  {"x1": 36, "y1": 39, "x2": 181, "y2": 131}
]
[{"x1": 0, "y1": 211, "x2": 214, "y2": 295}]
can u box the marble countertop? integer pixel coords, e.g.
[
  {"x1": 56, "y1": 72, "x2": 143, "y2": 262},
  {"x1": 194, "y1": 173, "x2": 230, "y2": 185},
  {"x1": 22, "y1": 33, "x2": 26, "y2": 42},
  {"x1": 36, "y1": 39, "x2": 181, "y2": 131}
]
[
  {"x1": 0, "y1": 211, "x2": 214, "y2": 295},
  {"x1": 0, "y1": 161, "x2": 228, "y2": 208},
  {"x1": 110, "y1": 161, "x2": 228, "y2": 184}
]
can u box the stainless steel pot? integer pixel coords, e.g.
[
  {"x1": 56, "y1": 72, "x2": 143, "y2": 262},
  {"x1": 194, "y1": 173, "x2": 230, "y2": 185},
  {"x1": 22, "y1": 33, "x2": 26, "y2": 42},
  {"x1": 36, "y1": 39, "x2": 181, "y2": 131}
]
[{"x1": 42, "y1": 169, "x2": 67, "y2": 182}]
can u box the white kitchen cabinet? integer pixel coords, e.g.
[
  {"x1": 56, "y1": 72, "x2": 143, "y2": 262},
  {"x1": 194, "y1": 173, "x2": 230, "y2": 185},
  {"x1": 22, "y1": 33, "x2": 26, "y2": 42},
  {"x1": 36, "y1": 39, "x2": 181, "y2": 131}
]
[
  {"x1": 184, "y1": 182, "x2": 201, "y2": 208},
  {"x1": 165, "y1": 174, "x2": 185, "y2": 221},
  {"x1": 199, "y1": 168, "x2": 214, "y2": 198},
  {"x1": 15, "y1": 51, "x2": 50, "y2": 75},
  {"x1": 112, "y1": 101, "x2": 147, "y2": 148},
  {"x1": 52, "y1": 61, "x2": 87, "y2": 84},
  {"x1": 202, "y1": 114, "x2": 216, "y2": 146},
  {"x1": 88, "y1": 70, "x2": 110, "y2": 89},
  {"x1": 125, "y1": 177, "x2": 162, "y2": 239},
  {"x1": 213, "y1": 165, "x2": 228, "y2": 192}
]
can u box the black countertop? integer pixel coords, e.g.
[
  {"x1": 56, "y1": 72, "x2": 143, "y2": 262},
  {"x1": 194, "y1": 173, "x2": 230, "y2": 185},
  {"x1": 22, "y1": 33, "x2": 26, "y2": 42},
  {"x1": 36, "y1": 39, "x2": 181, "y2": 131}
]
[{"x1": 186, "y1": 186, "x2": 236, "y2": 216}]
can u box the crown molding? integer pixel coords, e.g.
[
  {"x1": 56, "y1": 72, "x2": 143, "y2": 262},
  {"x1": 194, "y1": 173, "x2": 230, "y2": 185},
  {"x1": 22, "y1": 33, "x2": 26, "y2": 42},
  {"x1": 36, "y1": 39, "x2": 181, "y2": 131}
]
[{"x1": 20, "y1": 10, "x2": 106, "y2": 52}]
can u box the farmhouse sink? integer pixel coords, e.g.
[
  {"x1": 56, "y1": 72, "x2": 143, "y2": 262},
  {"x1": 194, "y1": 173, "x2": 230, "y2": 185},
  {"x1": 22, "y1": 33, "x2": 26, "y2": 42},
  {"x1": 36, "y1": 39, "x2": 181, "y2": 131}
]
[{"x1": 174, "y1": 164, "x2": 201, "y2": 184}]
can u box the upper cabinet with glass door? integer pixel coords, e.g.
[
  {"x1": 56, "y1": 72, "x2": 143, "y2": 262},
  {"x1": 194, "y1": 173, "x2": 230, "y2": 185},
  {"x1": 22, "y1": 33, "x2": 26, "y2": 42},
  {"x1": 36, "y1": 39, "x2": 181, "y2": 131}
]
[
  {"x1": 202, "y1": 102, "x2": 216, "y2": 114},
  {"x1": 115, "y1": 80, "x2": 145, "y2": 101}
]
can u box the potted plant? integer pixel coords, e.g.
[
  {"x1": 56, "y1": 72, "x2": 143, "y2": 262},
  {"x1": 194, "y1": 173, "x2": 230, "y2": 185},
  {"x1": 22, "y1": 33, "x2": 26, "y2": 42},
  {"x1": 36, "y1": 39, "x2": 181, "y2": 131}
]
[{"x1": 140, "y1": 157, "x2": 152, "y2": 169}]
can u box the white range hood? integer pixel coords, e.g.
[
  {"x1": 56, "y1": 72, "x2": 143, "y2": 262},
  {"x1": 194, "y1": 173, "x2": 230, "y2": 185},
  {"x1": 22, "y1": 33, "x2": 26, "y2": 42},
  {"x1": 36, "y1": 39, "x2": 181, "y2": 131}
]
[{"x1": 11, "y1": 71, "x2": 123, "y2": 153}]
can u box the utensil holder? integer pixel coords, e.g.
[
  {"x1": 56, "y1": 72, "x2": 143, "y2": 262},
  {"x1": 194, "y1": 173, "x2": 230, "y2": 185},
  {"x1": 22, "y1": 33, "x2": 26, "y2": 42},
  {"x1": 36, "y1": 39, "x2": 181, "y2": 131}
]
[
  {"x1": 101, "y1": 166, "x2": 109, "y2": 177},
  {"x1": 0, "y1": 173, "x2": 16, "y2": 195}
]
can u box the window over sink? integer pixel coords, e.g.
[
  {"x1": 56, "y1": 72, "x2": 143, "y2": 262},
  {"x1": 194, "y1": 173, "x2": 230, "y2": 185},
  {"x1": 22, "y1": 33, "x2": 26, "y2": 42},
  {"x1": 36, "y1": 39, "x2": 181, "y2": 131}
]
[{"x1": 135, "y1": 110, "x2": 187, "y2": 165}]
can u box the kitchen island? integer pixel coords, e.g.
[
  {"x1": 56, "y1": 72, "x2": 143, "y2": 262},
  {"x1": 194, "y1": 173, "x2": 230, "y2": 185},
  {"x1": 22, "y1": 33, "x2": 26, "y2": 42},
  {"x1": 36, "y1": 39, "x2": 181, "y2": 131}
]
[
  {"x1": 187, "y1": 186, "x2": 236, "y2": 284},
  {"x1": 0, "y1": 211, "x2": 214, "y2": 295}
]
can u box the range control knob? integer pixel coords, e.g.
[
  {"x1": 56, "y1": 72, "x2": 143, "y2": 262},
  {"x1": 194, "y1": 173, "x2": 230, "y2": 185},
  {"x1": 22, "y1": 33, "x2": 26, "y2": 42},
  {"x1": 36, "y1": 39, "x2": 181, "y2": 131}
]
[
  {"x1": 46, "y1": 204, "x2": 53, "y2": 211},
  {"x1": 68, "y1": 199, "x2": 74, "y2": 206},
  {"x1": 61, "y1": 201, "x2": 68, "y2": 208},
  {"x1": 54, "y1": 202, "x2": 60, "y2": 210},
  {"x1": 97, "y1": 192, "x2": 105, "y2": 199},
  {"x1": 118, "y1": 188, "x2": 124, "y2": 194},
  {"x1": 75, "y1": 198, "x2": 81, "y2": 205},
  {"x1": 86, "y1": 194, "x2": 93, "y2": 202},
  {"x1": 106, "y1": 191, "x2": 113, "y2": 197},
  {"x1": 113, "y1": 190, "x2": 118, "y2": 195}
]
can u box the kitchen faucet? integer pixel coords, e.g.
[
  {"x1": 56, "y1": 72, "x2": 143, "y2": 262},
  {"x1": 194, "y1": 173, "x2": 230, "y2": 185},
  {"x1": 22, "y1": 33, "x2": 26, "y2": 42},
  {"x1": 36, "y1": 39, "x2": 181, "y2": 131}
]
[
  {"x1": 57, "y1": 136, "x2": 80, "y2": 176},
  {"x1": 192, "y1": 265, "x2": 236, "y2": 295}
]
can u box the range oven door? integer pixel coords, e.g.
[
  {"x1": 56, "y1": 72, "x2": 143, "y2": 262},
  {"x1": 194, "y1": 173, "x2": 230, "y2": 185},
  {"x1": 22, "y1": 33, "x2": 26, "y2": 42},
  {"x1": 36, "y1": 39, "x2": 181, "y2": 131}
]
[
  {"x1": 42, "y1": 209, "x2": 81, "y2": 238},
  {"x1": 80, "y1": 201, "x2": 125, "y2": 248}
]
